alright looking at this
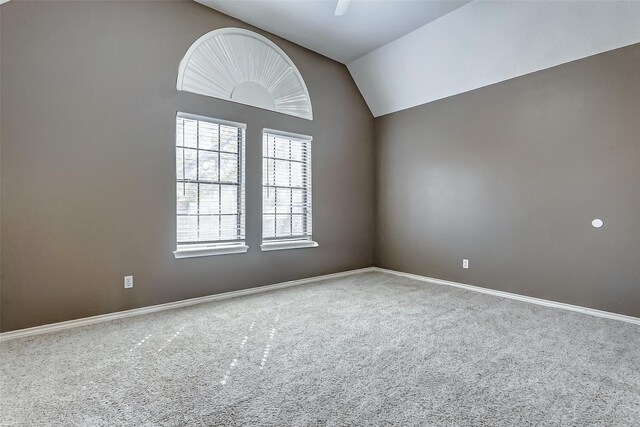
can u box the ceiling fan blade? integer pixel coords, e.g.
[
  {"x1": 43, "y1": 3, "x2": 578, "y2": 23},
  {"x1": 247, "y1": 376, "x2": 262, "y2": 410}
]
[{"x1": 334, "y1": 0, "x2": 352, "y2": 16}]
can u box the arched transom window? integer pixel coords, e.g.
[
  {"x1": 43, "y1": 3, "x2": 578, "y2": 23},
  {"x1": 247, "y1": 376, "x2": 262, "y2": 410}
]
[{"x1": 177, "y1": 28, "x2": 313, "y2": 120}]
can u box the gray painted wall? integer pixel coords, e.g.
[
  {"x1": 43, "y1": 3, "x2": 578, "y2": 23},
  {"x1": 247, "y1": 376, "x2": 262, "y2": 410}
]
[
  {"x1": 0, "y1": 1, "x2": 375, "y2": 331},
  {"x1": 2, "y1": 2, "x2": 639, "y2": 332},
  {"x1": 375, "y1": 44, "x2": 640, "y2": 317}
]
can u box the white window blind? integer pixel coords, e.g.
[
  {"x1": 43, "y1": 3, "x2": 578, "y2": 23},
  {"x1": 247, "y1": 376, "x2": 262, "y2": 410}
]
[
  {"x1": 262, "y1": 130, "x2": 313, "y2": 245},
  {"x1": 175, "y1": 113, "x2": 246, "y2": 253}
]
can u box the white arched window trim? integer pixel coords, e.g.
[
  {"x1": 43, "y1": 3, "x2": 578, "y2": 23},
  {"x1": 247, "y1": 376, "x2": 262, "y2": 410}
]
[{"x1": 177, "y1": 28, "x2": 313, "y2": 120}]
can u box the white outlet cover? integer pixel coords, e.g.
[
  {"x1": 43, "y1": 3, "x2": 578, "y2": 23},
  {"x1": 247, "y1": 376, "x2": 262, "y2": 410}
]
[{"x1": 124, "y1": 276, "x2": 134, "y2": 289}]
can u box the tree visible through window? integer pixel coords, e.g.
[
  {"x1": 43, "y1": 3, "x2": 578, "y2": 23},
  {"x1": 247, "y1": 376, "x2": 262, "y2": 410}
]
[
  {"x1": 176, "y1": 113, "x2": 245, "y2": 251},
  {"x1": 262, "y1": 130, "x2": 312, "y2": 243}
]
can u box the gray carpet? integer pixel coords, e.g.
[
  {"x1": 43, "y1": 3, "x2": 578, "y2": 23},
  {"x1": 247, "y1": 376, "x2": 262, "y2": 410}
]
[{"x1": 1, "y1": 271, "x2": 639, "y2": 426}]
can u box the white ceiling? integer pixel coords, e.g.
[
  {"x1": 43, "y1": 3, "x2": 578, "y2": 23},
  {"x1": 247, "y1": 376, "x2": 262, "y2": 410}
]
[
  {"x1": 194, "y1": 0, "x2": 640, "y2": 118},
  {"x1": 349, "y1": 0, "x2": 640, "y2": 117},
  {"x1": 195, "y1": 0, "x2": 470, "y2": 64}
]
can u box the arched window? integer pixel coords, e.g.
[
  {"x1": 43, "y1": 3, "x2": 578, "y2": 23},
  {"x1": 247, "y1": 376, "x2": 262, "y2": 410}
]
[{"x1": 177, "y1": 28, "x2": 313, "y2": 120}]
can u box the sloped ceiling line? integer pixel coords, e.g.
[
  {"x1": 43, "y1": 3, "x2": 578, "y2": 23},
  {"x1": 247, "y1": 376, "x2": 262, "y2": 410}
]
[{"x1": 347, "y1": 1, "x2": 640, "y2": 117}]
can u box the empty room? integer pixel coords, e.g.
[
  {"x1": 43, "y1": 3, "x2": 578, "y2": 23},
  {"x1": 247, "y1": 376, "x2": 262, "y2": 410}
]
[{"x1": 1, "y1": 0, "x2": 639, "y2": 425}]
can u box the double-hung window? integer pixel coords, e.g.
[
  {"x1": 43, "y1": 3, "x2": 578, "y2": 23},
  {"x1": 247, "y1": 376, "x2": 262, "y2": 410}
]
[
  {"x1": 261, "y1": 129, "x2": 317, "y2": 251},
  {"x1": 174, "y1": 113, "x2": 247, "y2": 258}
]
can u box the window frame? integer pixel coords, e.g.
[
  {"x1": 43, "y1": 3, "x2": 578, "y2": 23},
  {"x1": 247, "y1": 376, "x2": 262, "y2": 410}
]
[
  {"x1": 173, "y1": 112, "x2": 248, "y2": 259},
  {"x1": 260, "y1": 128, "x2": 318, "y2": 252}
]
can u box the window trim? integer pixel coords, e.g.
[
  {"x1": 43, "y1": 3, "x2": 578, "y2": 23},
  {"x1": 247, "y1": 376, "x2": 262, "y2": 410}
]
[
  {"x1": 261, "y1": 128, "x2": 317, "y2": 251},
  {"x1": 176, "y1": 112, "x2": 247, "y2": 130},
  {"x1": 262, "y1": 128, "x2": 312, "y2": 142},
  {"x1": 260, "y1": 240, "x2": 318, "y2": 252},
  {"x1": 174, "y1": 243, "x2": 249, "y2": 259},
  {"x1": 174, "y1": 112, "x2": 248, "y2": 258}
]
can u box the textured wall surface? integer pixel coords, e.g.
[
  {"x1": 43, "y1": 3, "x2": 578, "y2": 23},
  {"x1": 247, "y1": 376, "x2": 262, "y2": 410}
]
[
  {"x1": 0, "y1": 1, "x2": 375, "y2": 331},
  {"x1": 375, "y1": 44, "x2": 640, "y2": 317}
]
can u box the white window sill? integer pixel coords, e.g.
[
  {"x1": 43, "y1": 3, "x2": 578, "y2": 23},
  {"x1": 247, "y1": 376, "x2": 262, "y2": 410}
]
[
  {"x1": 173, "y1": 244, "x2": 249, "y2": 259},
  {"x1": 260, "y1": 240, "x2": 319, "y2": 252}
]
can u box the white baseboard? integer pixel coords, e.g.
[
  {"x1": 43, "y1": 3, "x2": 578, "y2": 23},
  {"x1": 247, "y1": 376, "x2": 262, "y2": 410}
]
[
  {"x1": 0, "y1": 267, "x2": 372, "y2": 342},
  {"x1": 3, "y1": 266, "x2": 637, "y2": 342},
  {"x1": 372, "y1": 267, "x2": 640, "y2": 326}
]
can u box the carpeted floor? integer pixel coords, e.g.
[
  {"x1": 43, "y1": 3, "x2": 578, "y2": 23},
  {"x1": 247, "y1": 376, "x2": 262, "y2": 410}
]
[{"x1": 1, "y1": 271, "x2": 639, "y2": 426}]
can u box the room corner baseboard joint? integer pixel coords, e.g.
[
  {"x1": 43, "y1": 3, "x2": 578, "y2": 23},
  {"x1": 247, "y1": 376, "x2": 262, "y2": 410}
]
[
  {"x1": 2, "y1": 266, "x2": 638, "y2": 342},
  {"x1": 0, "y1": 267, "x2": 373, "y2": 342},
  {"x1": 371, "y1": 267, "x2": 640, "y2": 326}
]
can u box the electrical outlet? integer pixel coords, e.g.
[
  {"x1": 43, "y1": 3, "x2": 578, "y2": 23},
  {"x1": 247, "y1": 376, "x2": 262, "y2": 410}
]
[
  {"x1": 462, "y1": 259, "x2": 469, "y2": 269},
  {"x1": 124, "y1": 275, "x2": 134, "y2": 289}
]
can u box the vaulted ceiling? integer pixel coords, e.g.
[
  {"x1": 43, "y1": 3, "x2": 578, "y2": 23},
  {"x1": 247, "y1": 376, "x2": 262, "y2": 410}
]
[
  {"x1": 195, "y1": 0, "x2": 470, "y2": 64},
  {"x1": 2, "y1": 0, "x2": 638, "y2": 116},
  {"x1": 197, "y1": 0, "x2": 640, "y2": 118}
]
